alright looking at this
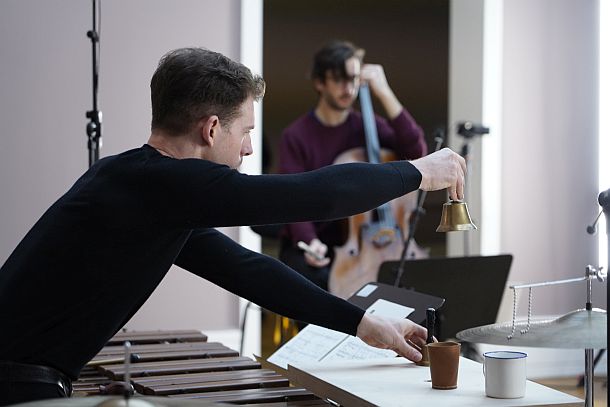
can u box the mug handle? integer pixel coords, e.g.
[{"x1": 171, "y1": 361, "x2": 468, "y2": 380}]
[{"x1": 483, "y1": 361, "x2": 486, "y2": 377}]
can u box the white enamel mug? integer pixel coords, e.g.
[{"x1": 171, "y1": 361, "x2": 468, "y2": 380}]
[{"x1": 483, "y1": 351, "x2": 527, "y2": 398}]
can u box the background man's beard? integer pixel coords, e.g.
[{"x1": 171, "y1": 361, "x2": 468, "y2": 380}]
[{"x1": 326, "y1": 94, "x2": 354, "y2": 111}]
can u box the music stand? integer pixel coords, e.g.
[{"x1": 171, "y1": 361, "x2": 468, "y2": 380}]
[
  {"x1": 347, "y1": 282, "x2": 445, "y2": 325},
  {"x1": 378, "y1": 255, "x2": 513, "y2": 341}
]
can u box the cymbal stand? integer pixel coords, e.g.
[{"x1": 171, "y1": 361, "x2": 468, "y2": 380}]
[
  {"x1": 596, "y1": 188, "x2": 609, "y2": 404},
  {"x1": 584, "y1": 266, "x2": 603, "y2": 407},
  {"x1": 509, "y1": 266, "x2": 606, "y2": 407}
]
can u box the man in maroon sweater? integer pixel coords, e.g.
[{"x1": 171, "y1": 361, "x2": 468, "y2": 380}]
[{"x1": 279, "y1": 40, "x2": 427, "y2": 291}]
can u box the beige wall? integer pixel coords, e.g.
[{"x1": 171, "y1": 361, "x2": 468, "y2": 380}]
[{"x1": 0, "y1": 0, "x2": 243, "y2": 331}]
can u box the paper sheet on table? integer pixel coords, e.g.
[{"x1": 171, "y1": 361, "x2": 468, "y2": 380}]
[{"x1": 267, "y1": 298, "x2": 414, "y2": 370}]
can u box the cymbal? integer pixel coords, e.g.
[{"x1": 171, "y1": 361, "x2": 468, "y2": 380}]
[
  {"x1": 14, "y1": 396, "x2": 220, "y2": 407},
  {"x1": 456, "y1": 308, "x2": 607, "y2": 349}
]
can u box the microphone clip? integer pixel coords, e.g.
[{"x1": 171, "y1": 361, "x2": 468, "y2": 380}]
[{"x1": 456, "y1": 121, "x2": 490, "y2": 139}]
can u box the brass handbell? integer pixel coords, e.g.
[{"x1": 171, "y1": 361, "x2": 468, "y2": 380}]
[{"x1": 436, "y1": 200, "x2": 477, "y2": 232}]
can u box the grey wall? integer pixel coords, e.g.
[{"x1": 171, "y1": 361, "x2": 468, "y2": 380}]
[
  {"x1": 501, "y1": 0, "x2": 602, "y2": 314},
  {"x1": 0, "y1": 0, "x2": 242, "y2": 331}
]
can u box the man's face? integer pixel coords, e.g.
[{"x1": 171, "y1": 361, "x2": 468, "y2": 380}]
[
  {"x1": 212, "y1": 97, "x2": 254, "y2": 169},
  {"x1": 316, "y1": 56, "x2": 361, "y2": 111}
]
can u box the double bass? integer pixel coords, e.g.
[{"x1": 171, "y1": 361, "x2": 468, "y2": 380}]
[{"x1": 328, "y1": 84, "x2": 427, "y2": 299}]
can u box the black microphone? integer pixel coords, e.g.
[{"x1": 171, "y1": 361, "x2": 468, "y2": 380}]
[
  {"x1": 587, "y1": 215, "x2": 600, "y2": 235},
  {"x1": 456, "y1": 121, "x2": 490, "y2": 138},
  {"x1": 432, "y1": 126, "x2": 445, "y2": 142},
  {"x1": 587, "y1": 188, "x2": 610, "y2": 234},
  {"x1": 599, "y1": 188, "x2": 610, "y2": 209}
]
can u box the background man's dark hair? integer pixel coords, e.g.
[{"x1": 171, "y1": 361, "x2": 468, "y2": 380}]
[
  {"x1": 151, "y1": 47, "x2": 265, "y2": 135},
  {"x1": 310, "y1": 40, "x2": 365, "y2": 82}
]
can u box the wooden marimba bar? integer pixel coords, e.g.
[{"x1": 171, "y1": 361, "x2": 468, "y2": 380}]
[{"x1": 73, "y1": 330, "x2": 329, "y2": 406}]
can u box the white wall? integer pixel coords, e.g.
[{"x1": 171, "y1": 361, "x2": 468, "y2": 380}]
[
  {"x1": 448, "y1": 0, "x2": 486, "y2": 257},
  {"x1": 0, "y1": 0, "x2": 248, "y2": 334},
  {"x1": 450, "y1": 0, "x2": 605, "y2": 377},
  {"x1": 501, "y1": 0, "x2": 602, "y2": 315}
]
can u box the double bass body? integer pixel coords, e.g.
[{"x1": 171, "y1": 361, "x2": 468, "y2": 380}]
[{"x1": 328, "y1": 147, "x2": 427, "y2": 299}]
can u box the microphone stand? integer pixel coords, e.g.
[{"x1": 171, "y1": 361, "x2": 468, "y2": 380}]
[
  {"x1": 85, "y1": 0, "x2": 102, "y2": 168},
  {"x1": 393, "y1": 129, "x2": 445, "y2": 287}
]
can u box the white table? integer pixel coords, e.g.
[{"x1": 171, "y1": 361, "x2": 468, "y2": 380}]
[{"x1": 286, "y1": 357, "x2": 583, "y2": 406}]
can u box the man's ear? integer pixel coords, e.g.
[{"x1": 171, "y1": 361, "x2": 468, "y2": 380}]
[
  {"x1": 313, "y1": 78, "x2": 325, "y2": 94},
  {"x1": 200, "y1": 115, "x2": 220, "y2": 147}
]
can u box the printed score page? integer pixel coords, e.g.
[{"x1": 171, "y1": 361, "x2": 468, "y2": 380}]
[{"x1": 268, "y1": 293, "x2": 415, "y2": 370}]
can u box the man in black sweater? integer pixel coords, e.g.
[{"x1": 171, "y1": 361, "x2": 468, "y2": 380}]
[{"x1": 0, "y1": 47, "x2": 466, "y2": 405}]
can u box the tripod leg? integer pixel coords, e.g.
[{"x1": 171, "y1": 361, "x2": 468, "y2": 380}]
[{"x1": 577, "y1": 348, "x2": 606, "y2": 387}]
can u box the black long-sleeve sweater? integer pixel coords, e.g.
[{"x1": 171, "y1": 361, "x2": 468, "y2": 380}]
[{"x1": 0, "y1": 144, "x2": 421, "y2": 379}]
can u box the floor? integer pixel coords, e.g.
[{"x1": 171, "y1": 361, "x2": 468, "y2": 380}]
[{"x1": 534, "y1": 376, "x2": 607, "y2": 406}]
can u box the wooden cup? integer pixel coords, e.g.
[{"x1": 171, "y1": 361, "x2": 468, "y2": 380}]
[
  {"x1": 427, "y1": 341, "x2": 461, "y2": 389},
  {"x1": 415, "y1": 343, "x2": 430, "y2": 367}
]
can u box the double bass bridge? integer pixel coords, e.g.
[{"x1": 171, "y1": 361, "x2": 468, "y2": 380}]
[{"x1": 361, "y1": 222, "x2": 402, "y2": 249}]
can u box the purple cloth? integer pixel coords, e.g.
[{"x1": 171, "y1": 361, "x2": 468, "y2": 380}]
[{"x1": 279, "y1": 108, "x2": 427, "y2": 246}]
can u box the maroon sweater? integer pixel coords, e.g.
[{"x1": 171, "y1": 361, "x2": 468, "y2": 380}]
[{"x1": 279, "y1": 108, "x2": 426, "y2": 246}]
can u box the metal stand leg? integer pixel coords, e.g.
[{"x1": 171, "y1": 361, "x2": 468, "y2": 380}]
[
  {"x1": 583, "y1": 272, "x2": 596, "y2": 407},
  {"x1": 585, "y1": 348, "x2": 594, "y2": 407},
  {"x1": 578, "y1": 349, "x2": 606, "y2": 387}
]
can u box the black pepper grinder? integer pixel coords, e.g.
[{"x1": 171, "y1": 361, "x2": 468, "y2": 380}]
[
  {"x1": 416, "y1": 308, "x2": 436, "y2": 366},
  {"x1": 426, "y1": 307, "x2": 436, "y2": 344}
]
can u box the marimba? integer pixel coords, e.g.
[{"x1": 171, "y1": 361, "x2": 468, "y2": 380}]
[{"x1": 73, "y1": 330, "x2": 329, "y2": 406}]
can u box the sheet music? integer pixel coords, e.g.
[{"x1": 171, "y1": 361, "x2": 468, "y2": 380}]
[
  {"x1": 268, "y1": 298, "x2": 414, "y2": 369},
  {"x1": 267, "y1": 325, "x2": 348, "y2": 369},
  {"x1": 323, "y1": 336, "x2": 396, "y2": 361}
]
